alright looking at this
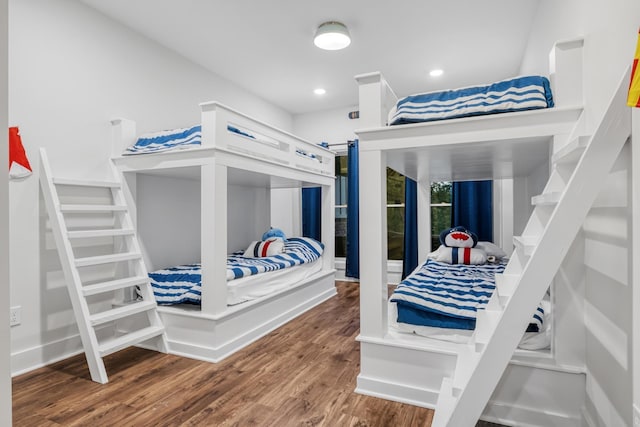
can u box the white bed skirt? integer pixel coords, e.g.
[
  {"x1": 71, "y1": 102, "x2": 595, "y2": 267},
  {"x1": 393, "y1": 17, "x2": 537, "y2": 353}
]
[
  {"x1": 228, "y1": 259, "x2": 323, "y2": 305},
  {"x1": 388, "y1": 298, "x2": 552, "y2": 351}
]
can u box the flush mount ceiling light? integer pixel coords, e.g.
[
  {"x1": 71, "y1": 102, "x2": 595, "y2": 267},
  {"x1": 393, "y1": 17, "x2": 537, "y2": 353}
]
[
  {"x1": 429, "y1": 69, "x2": 444, "y2": 77},
  {"x1": 314, "y1": 88, "x2": 326, "y2": 95},
  {"x1": 314, "y1": 21, "x2": 351, "y2": 50}
]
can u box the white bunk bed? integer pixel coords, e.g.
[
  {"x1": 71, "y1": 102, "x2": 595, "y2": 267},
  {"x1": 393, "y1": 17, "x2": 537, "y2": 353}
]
[
  {"x1": 110, "y1": 101, "x2": 336, "y2": 363},
  {"x1": 354, "y1": 39, "x2": 590, "y2": 425}
]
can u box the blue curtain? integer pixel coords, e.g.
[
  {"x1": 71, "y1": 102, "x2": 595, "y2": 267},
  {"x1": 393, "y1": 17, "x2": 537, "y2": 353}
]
[
  {"x1": 451, "y1": 180, "x2": 493, "y2": 242},
  {"x1": 402, "y1": 177, "x2": 418, "y2": 279},
  {"x1": 346, "y1": 140, "x2": 360, "y2": 278},
  {"x1": 301, "y1": 187, "x2": 321, "y2": 241},
  {"x1": 301, "y1": 142, "x2": 330, "y2": 241}
]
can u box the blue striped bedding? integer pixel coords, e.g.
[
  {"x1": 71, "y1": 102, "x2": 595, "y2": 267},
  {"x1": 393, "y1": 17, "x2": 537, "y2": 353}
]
[
  {"x1": 389, "y1": 75, "x2": 554, "y2": 126},
  {"x1": 147, "y1": 237, "x2": 324, "y2": 305},
  {"x1": 123, "y1": 124, "x2": 254, "y2": 155},
  {"x1": 390, "y1": 259, "x2": 544, "y2": 331}
]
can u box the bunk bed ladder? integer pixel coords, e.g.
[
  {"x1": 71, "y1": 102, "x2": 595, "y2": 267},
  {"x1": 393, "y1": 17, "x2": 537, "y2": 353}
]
[
  {"x1": 39, "y1": 148, "x2": 168, "y2": 384},
  {"x1": 432, "y1": 70, "x2": 632, "y2": 426}
]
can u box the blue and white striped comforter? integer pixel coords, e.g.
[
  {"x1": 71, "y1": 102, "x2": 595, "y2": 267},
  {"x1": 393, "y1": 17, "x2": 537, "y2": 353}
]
[
  {"x1": 390, "y1": 259, "x2": 544, "y2": 331},
  {"x1": 123, "y1": 124, "x2": 255, "y2": 155},
  {"x1": 148, "y1": 237, "x2": 324, "y2": 305},
  {"x1": 389, "y1": 75, "x2": 554, "y2": 126}
]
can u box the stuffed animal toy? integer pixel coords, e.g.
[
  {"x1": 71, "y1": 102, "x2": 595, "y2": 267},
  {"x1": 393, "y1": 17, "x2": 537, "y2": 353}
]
[
  {"x1": 262, "y1": 227, "x2": 287, "y2": 241},
  {"x1": 439, "y1": 226, "x2": 478, "y2": 248}
]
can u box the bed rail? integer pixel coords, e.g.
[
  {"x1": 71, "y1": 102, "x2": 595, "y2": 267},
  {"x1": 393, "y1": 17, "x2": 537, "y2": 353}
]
[
  {"x1": 200, "y1": 102, "x2": 334, "y2": 177},
  {"x1": 110, "y1": 102, "x2": 334, "y2": 181}
]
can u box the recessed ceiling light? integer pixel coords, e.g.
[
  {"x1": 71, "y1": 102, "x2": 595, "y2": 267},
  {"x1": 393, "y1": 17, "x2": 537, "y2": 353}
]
[
  {"x1": 314, "y1": 88, "x2": 326, "y2": 95},
  {"x1": 314, "y1": 21, "x2": 351, "y2": 51},
  {"x1": 429, "y1": 69, "x2": 444, "y2": 77}
]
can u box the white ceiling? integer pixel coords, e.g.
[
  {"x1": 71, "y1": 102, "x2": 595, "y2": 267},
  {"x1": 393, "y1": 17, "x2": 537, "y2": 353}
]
[{"x1": 80, "y1": 0, "x2": 541, "y2": 116}]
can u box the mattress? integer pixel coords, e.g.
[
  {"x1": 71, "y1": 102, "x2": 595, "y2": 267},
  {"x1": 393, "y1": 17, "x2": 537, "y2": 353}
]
[
  {"x1": 148, "y1": 237, "x2": 324, "y2": 305},
  {"x1": 228, "y1": 258, "x2": 322, "y2": 305},
  {"x1": 388, "y1": 75, "x2": 554, "y2": 125},
  {"x1": 390, "y1": 258, "x2": 544, "y2": 332},
  {"x1": 123, "y1": 124, "x2": 257, "y2": 155},
  {"x1": 389, "y1": 298, "x2": 552, "y2": 351}
]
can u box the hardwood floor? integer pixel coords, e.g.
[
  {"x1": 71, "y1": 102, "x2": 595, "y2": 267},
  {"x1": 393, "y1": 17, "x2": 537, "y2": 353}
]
[{"x1": 12, "y1": 281, "x2": 503, "y2": 426}]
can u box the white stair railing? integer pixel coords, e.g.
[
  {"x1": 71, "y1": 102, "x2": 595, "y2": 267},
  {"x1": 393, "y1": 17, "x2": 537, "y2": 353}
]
[{"x1": 432, "y1": 68, "x2": 632, "y2": 426}]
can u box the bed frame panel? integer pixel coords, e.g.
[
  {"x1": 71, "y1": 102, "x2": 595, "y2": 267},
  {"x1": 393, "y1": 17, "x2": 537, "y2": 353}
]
[
  {"x1": 110, "y1": 101, "x2": 336, "y2": 362},
  {"x1": 354, "y1": 38, "x2": 589, "y2": 425}
]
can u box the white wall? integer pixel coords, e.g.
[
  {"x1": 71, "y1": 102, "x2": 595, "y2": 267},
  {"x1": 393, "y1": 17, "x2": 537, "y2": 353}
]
[
  {"x1": 521, "y1": 1, "x2": 640, "y2": 425},
  {"x1": 294, "y1": 105, "x2": 359, "y2": 147},
  {"x1": 0, "y1": 0, "x2": 10, "y2": 423},
  {"x1": 8, "y1": 0, "x2": 293, "y2": 375}
]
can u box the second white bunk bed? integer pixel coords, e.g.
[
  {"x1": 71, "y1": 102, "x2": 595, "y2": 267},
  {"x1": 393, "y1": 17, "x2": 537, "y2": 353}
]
[
  {"x1": 354, "y1": 38, "x2": 593, "y2": 426},
  {"x1": 110, "y1": 101, "x2": 336, "y2": 363}
]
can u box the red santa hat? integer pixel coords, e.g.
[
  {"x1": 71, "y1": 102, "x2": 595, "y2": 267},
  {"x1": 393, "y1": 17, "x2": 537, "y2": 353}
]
[{"x1": 9, "y1": 127, "x2": 32, "y2": 179}]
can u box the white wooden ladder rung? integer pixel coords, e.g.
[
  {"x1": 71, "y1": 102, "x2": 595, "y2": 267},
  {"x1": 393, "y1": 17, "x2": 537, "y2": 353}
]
[
  {"x1": 99, "y1": 326, "x2": 165, "y2": 357},
  {"x1": 513, "y1": 235, "x2": 538, "y2": 257},
  {"x1": 75, "y1": 252, "x2": 142, "y2": 267},
  {"x1": 67, "y1": 228, "x2": 135, "y2": 239},
  {"x1": 551, "y1": 135, "x2": 590, "y2": 165},
  {"x1": 83, "y1": 276, "x2": 150, "y2": 297},
  {"x1": 39, "y1": 147, "x2": 168, "y2": 384},
  {"x1": 531, "y1": 191, "x2": 561, "y2": 207},
  {"x1": 60, "y1": 204, "x2": 127, "y2": 213},
  {"x1": 53, "y1": 177, "x2": 121, "y2": 188},
  {"x1": 90, "y1": 301, "x2": 157, "y2": 326}
]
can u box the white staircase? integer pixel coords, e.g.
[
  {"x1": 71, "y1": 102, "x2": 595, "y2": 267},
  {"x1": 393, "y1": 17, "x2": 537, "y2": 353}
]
[
  {"x1": 432, "y1": 72, "x2": 632, "y2": 425},
  {"x1": 39, "y1": 148, "x2": 168, "y2": 384}
]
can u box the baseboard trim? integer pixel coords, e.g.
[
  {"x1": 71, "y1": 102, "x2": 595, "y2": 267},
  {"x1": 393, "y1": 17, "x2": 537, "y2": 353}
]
[{"x1": 11, "y1": 335, "x2": 84, "y2": 377}]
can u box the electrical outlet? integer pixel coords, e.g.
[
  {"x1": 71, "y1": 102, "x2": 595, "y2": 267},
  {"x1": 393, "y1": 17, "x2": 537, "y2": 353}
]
[{"x1": 9, "y1": 306, "x2": 21, "y2": 326}]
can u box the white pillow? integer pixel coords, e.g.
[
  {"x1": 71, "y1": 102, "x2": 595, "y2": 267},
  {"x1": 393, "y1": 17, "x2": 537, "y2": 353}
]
[
  {"x1": 243, "y1": 238, "x2": 285, "y2": 258},
  {"x1": 475, "y1": 241, "x2": 508, "y2": 259},
  {"x1": 433, "y1": 247, "x2": 487, "y2": 265}
]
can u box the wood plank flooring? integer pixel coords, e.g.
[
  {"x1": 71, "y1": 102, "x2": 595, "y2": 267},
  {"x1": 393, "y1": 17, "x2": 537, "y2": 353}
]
[{"x1": 13, "y1": 281, "x2": 503, "y2": 426}]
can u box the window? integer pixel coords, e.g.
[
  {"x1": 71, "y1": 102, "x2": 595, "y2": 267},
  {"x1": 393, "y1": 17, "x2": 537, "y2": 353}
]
[
  {"x1": 431, "y1": 182, "x2": 452, "y2": 249},
  {"x1": 335, "y1": 156, "x2": 348, "y2": 258},
  {"x1": 335, "y1": 156, "x2": 453, "y2": 259},
  {"x1": 334, "y1": 156, "x2": 406, "y2": 260}
]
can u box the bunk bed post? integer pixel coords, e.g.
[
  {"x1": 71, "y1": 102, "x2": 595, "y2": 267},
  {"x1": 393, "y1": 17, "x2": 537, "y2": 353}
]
[
  {"x1": 321, "y1": 183, "x2": 335, "y2": 272},
  {"x1": 354, "y1": 72, "x2": 397, "y2": 127},
  {"x1": 549, "y1": 38, "x2": 585, "y2": 149},
  {"x1": 416, "y1": 177, "x2": 432, "y2": 260},
  {"x1": 359, "y1": 149, "x2": 388, "y2": 337},
  {"x1": 110, "y1": 118, "x2": 137, "y2": 159},
  {"x1": 548, "y1": 38, "x2": 584, "y2": 108},
  {"x1": 199, "y1": 160, "x2": 228, "y2": 315},
  {"x1": 199, "y1": 103, "x2": 230, "y2": 315}
]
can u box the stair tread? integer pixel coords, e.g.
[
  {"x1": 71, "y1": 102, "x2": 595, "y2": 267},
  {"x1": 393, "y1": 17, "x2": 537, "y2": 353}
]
[
  {"x1": 90, "y1": 300, "x2": 156, "y2": 326},
  {"x1": 452, "y1": 345, "x2": 481, "y2": 390},
  {"x1": 60, "y1": 204, "x2": 127, "y2": 212},
  {"x1": 552, "y1": 135, "x2": 590, "y2": 165},
  {"x1": 75, "y1": 252, "x2": 142, "y2": 267},
  {"x1": 495, "y1": 273, "x2": 520, "y2": 299},
  {"x1": 474, "y1": 309, "x2": 501, "y2": 347},
  {"x1": 67, "y1": 228, "x2": 135, "y2": 239},
  {"x1": 53, "y1": 178, "x2": 121, "y2": 188},
  {"x1": 83, "y1": 276, "x2": 150, "y2": 296},
  {"x1": 98, "y1": 326, "x2": 165, "y2": 357},
  {"x1": 531, "y1": 191, "x2": 561, "y2": 206},
  {"x1": 513, "y1": 235, "x2": 538, "y2": 256}
]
